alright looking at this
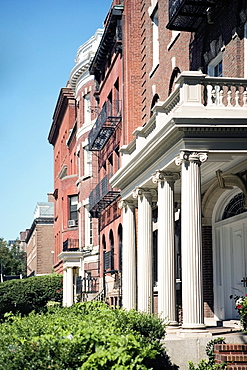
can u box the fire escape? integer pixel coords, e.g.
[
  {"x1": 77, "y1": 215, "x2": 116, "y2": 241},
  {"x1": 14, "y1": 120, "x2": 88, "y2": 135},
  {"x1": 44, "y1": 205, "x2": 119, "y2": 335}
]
[
  {"x1": 87, "y1": 5, "x2": 123, "y2": 217},
  {"x1": 166, "y1": 0, "x2": 223, "y2": 31},
  {"x1": 88, "y1": 100, "x2": 121, "y2": 151},
  {"x1": 89, "y1": 174, "x2": 120, "y2": 218}
]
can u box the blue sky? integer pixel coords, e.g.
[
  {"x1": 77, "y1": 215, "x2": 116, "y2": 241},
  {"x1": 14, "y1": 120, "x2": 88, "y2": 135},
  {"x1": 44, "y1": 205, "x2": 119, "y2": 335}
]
[{"x1": 0, "y1": 0, "x2": 111, "y2": 242}]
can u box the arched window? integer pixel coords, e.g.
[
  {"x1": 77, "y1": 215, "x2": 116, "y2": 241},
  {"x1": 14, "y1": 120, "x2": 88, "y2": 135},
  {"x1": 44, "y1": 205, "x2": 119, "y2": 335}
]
[{"x1": 222, "y1": 192, "x2": 247, "y2": 220}]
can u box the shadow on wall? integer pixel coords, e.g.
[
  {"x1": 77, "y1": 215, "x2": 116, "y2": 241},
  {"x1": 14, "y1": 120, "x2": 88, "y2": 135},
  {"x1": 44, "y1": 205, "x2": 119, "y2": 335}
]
[{"x1": 147, "y1": 351, "x2": 179, "y2": 370}]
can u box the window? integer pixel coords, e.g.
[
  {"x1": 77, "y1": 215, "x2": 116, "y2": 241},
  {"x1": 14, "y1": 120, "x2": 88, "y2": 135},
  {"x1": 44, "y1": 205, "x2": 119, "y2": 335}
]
[
  {"x1": 222, "y1": 193, "x2": 247, "y2": 220},
  {"x1": 84, "y1": 205, "x2": 93, "y2": 246},
  {"x1": 69, "y1": 195, "x2": 78, "y2": 221},
  {"x1": 208, "y1": 53, "x2": 223, "y2": 77},
  {"x1": 83, "y1": 145, "x2": 92, "y2": 178},
  {"x1": 208, "y1": 54, "x2": 223, "y2": 104},
  {"x1": 84, "y1": 93, "x2": 91, "y2": 124},
  {"x1": 152, "y1": 8, "x2": 159, "y2": 70},
  {"x1": 114, "y1": 79, "x2": 120, "y2": 114},
  {"x1": 77, "y1": 150, "x2": 81, "y2": 178}
]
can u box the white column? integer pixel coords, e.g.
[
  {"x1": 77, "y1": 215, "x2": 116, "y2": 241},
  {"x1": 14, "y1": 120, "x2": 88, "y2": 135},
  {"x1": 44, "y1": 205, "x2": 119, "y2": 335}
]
[
  {"x1": 153, "y1": 171, "x2": 179, "y2": 326},
  {"x1": 63, "y1": 268, "x2": 67, "y2": 306},
  {"x1": 176, "y1": 151, "x2": 207, "y2": 330},
  {"x1": 66, "y1": 267, "x2": 74, "y2": 307},
  {"x1": 119, "y1": 200, "x2": 137, "y2": 310},
  {"x1": 133, "y1": 188, "x2": 156, "y2": 313}
]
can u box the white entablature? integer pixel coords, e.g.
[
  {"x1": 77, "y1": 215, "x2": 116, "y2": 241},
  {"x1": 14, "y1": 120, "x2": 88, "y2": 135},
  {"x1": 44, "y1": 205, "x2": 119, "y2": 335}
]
[{"x1": 110, "y1": 71, "x2": 247, "y2": 199}]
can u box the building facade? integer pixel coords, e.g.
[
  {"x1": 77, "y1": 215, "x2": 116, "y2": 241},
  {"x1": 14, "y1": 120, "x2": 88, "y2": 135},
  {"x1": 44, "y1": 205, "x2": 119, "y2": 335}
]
[
  {"x1": 49, "y1": 0, "x2": 247, "y2": 333},
  {"x1": 49, "y1": 29, "x2": 103, "y2": 306},
  {"x1": 26, "y1": 194, "x2": 54, "y2": 277},
  {"x1": 87, "y1": 2, "x2": 124, "y2": 307},
  {"x1": 111, "y1": 0, "x2": 247, "y2": 333}
]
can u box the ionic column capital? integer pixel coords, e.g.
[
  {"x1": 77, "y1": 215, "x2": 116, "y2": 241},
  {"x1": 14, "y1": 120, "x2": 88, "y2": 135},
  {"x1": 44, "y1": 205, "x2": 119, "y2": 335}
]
[
  {"x1": 152, "y1": 170, "x2": 180, "y2": 184},
  {"x1": 175, "y1": 151, "x2": 208, "y2": 166},
  {"x1": 132, "y1": 187, "x2": 157, "y2": 199},
  {"x1": 118, "y1": 199, "x2": 136, "y2": 210}
]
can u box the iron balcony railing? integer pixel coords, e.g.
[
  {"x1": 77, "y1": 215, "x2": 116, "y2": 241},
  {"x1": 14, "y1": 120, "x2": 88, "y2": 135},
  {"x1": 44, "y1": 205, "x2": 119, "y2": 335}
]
[
  {"x1": 76, "y1": 276, "x2": 99, "y2": 294},
  {"x1": 167, "y1": 0, "x2": 221, "y2": 31},
  {"x1": 88, "y1": 100, "x2": 121, "y2": 151},
  {"x1": 89, "y1": 174, "x2": 120, "y2": 217},
  {"x1": 63, "y1": 239, "x2": 79, "y2": 252}
]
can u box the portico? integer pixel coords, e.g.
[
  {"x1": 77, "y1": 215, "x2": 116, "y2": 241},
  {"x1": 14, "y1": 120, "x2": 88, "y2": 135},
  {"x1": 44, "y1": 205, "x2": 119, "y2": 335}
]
[
  {"x1": 58, "y1": 250, "x2": 83, "y2": 307},
  {"x1": 111, "y1": 71, "x2": 247, "y2": 332}
]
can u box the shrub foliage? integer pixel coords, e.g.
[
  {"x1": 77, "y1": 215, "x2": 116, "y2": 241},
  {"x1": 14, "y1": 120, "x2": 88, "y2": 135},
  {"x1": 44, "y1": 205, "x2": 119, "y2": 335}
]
[
  {"x1": 0, "y1": 301, "x2": 169, "y2": 370},
  {"x1": 0, "y1": 274, "x2": 63, "y2": 319}
]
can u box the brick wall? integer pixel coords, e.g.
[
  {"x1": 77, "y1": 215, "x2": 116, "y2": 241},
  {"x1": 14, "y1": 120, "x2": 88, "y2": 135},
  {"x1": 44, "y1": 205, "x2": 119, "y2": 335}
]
[
  {"x1": 36, "y1": 224, "x2": 54, "y2": 275},
  {"x1": 215, "y1": 344, "x2": 247, "y2": 369},
  {"x1": 139, "y1": 0, "x2": 190, "y2": 127},
  {"x1": 26, "y1": 222, "x2": 54, "y2": 276}
]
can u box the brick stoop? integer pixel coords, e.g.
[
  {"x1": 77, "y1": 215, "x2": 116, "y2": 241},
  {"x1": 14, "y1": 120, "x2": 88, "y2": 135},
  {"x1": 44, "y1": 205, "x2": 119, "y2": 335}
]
[{"x1": 215, "y1": 344, "x2": 247, "y2": 369}]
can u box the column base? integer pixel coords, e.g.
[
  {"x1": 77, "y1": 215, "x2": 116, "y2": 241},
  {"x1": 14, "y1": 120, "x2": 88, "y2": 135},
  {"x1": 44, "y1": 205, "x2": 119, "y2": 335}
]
[
  {"x1": 166, "y1": 322, "x2": 180, "y2": 333},
  {"x1": 177, "y1": 326, "x2": 212, "y2": 338}
]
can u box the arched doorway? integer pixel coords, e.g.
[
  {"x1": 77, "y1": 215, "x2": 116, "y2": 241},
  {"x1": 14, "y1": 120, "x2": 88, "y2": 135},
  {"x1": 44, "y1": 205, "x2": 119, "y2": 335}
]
[{"x1": 213, "y1": 189, "x2": 247, "y2": 320}]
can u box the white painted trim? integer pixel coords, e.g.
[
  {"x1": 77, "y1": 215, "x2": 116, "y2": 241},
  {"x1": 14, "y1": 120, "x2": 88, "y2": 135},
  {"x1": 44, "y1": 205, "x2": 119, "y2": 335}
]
[
  {"x1": 167, "y1": 31, "x2": 180, "y2": 50},
  {"x1": 207, "y1": 52, "x2": 223, "y2": 77}
]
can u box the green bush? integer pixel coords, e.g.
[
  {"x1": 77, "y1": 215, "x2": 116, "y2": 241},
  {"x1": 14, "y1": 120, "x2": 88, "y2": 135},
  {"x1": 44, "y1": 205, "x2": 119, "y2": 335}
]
[
  {"x1": 0, "y1": 301, "x2": 171, "y2": 370},
  {"x1": 0, "y1": 274, "x2": 62, "y2": 319}
]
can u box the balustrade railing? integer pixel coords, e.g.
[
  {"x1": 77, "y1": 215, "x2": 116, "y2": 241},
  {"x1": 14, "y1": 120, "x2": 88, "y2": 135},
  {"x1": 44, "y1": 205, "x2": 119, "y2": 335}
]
[
  {"x1": 166, "y1": 73, "x2": 247, "y2": 112},
  {"x1": 202, "y1": 77, "x2": 247, "y2": 107},
  {"x1": 139, "y1": 73, "x2": 247, "y2": 143}
]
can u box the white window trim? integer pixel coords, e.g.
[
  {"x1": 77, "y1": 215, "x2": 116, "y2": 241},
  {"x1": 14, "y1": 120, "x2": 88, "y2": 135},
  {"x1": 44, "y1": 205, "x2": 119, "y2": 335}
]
[
  {"x1": 83, "y1": 92, "x2": 91, "y2": 125},
  {"x1": 84, "y1": 204, "x2": 93, "y2": 248},
  {"x1": 207, "y1": 52, "x2": 223, "y2": 77},
  {"x1": 83, "y1": 145, "x2": 92, "y2": 179},
  {"x1": 153, "y1": 10, "x2": 159, "y2": 66},
  {"x1": 167, "y1": 31, "x2": 180, "y2": 50}
]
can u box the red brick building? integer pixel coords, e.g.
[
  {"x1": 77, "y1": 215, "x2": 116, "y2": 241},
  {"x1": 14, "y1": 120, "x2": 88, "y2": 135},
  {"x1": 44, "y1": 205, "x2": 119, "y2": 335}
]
[
  {"x1": 49, "y1": 30, "x2": 103, "y2": 305},
  {"x1": 111, "y1": 0, "x2": 247, "y2": 332},
  {"x1": 49, "y1": 0, "x2": 247, "y2": 333},
  {"x1": 48, "y1": 86, "x2": 78, "y2": 275},
  {"x1": 87, "y1": 1, "x2": 125, "y2": 306}
]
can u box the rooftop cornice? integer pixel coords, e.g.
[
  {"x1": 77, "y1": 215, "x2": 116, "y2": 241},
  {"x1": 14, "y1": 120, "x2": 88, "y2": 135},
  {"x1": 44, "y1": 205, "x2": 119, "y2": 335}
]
[
  {"x1": 89, "y1": 5, "x2": 124, "y2": 78},
  {"x1": 48, "y1": 87, "x2": 75, "y2": 146},
  {"x1": 25, "y1": 217, "x2": 54, "y2": 243},
  {"x1": 69, "y1": 57, "x2": 94, "y2": 90}
]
